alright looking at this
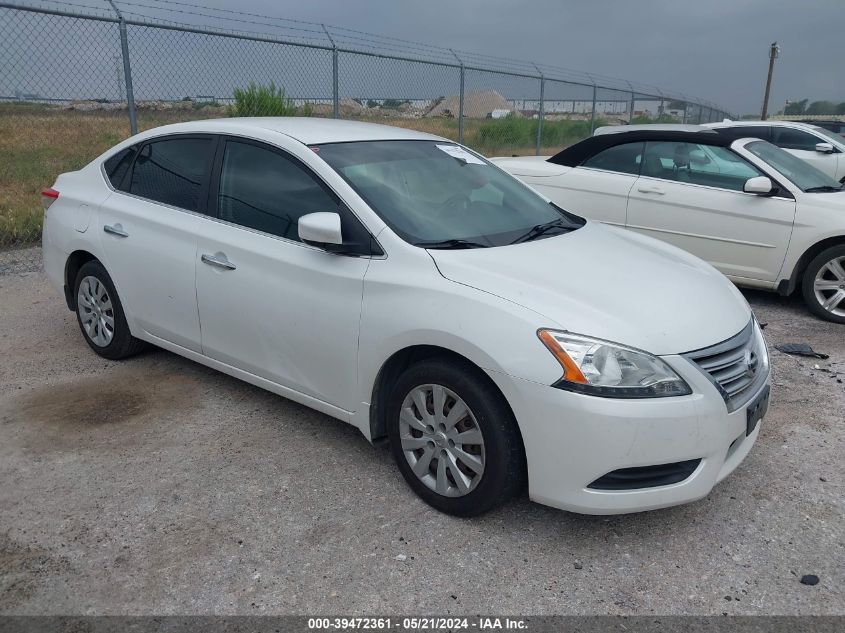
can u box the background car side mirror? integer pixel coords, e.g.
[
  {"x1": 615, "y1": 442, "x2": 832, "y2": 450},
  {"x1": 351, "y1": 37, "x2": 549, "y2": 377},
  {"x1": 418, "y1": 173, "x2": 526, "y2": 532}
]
[
  {"x1": 815, "y1": 142, "x2": 834, "y2": 154},
  {"x1": 298, "y1": 212, "x2": 343, "y2": 247},
  {"x1": 744, "y1": 176, "x2": 774, "y2": 195}
]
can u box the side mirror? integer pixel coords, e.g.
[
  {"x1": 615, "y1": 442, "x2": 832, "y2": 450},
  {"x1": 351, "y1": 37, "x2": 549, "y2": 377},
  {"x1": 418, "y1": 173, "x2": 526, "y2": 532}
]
[
  {"x1": 744, "y1": 176, "x2": 774, "y2": 195},
  {"x1": 298, "y1": 212, "x2": 342, "y2": 247},
  {"x1": 815, "y1": 142, "x2": 834, "y2": 154}
]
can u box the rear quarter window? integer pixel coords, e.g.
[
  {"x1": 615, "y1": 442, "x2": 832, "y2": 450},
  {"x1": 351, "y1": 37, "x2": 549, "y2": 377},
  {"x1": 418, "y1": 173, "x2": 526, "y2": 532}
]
[{"x1": 103, "y1": 147, "x2": 136, "y2": 190}]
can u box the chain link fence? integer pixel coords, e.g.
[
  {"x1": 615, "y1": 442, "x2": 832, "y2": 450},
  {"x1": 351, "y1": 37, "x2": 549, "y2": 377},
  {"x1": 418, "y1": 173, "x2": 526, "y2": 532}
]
[{"x1": 0, "y1": 0, "x2": 733, "y2": 247}]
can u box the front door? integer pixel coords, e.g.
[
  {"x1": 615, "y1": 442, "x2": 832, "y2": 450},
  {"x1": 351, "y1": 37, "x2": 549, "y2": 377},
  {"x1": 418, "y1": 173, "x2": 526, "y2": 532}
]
[
  {"x1": 626, "y1": 140, "x2": 796, "y2": 282},
  {"x1": 195, "y1": 137, "x2": 370, "y2": 411}
]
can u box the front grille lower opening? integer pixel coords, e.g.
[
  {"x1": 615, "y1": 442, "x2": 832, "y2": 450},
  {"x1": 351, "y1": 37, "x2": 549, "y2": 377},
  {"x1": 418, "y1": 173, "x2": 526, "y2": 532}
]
[{"x1": 587, "y1": 459, "x2": 701, "y2": 491}]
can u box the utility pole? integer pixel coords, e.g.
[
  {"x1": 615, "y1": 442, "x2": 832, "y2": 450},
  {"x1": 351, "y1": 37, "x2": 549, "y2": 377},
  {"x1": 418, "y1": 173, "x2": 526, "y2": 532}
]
[{"x1": 760, "y1": 42, "x2": 779, "y2": 120}]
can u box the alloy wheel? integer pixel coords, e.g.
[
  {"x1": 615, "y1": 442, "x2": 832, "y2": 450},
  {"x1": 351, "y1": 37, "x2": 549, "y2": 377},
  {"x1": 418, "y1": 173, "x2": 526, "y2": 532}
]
[
  {"x1": 77, "y1": 275, "x2": 115, "y2": 347},
  {"x1": 813, "y1": 255, "x2": 845, "y2": 317},
  {"x1": 398, "y1": 384, "x2": 486, "y2": 497}
]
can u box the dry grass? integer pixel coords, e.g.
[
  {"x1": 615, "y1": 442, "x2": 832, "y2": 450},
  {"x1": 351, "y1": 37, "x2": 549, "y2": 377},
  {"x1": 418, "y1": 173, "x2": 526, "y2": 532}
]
[{"x1": 0, "y1": 104, "x2": 555, "y2": 245}]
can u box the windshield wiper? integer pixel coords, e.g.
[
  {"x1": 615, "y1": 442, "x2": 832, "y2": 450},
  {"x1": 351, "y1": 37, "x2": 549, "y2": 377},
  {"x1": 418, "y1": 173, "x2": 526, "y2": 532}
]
[
  {"x1": 805, "y1": 185, "x2": 843, "y2": 193},
  {"x1": 418, "y1": 238, "x2": 489, "y2": 250},
  {"x1": 510, "y1": 219, "x2": 570, "y2": 244}
]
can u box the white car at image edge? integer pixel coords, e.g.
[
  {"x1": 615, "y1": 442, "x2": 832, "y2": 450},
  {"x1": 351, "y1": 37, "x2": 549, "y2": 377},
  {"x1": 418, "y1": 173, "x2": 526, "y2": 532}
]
[
  {"x1": 494, "y1": 127, "x2": 845, "y2": 323},
  {"x1": 42, "y1": 118, "x2": 769, "y2": 516}
]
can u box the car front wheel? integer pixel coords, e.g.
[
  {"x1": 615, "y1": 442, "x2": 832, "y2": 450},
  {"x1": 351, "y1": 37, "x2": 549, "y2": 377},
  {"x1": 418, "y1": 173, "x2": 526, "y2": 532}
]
[
  {"x1": 801, "y1": 245, "x2": 845, "y2": 324},
  {"x1": 387, "y1": 358, "x2": 525, "y2": 517}
]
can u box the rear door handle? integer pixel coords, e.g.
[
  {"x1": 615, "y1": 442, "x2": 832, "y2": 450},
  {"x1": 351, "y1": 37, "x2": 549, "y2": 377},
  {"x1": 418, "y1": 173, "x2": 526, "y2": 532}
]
[
  {"x1": 103, "y1": 223, "x2": 129, "y2": 237},
  {"x1": 637, "y1": 184, "x2": 665, "y2": 195},
  {"x1": 201, "y1": 253, "x2": 237, "y2": 270}
]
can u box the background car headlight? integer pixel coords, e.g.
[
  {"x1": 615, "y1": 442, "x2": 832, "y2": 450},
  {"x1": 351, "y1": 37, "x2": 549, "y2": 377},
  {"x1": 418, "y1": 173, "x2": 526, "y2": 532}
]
[{"x1": 537, "y1": 329, "x2": 692, "y2": 398}]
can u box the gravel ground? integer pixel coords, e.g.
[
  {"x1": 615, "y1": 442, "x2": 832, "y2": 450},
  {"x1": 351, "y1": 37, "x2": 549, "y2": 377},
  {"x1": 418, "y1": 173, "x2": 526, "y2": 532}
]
[{"x1": 0, "y1": 246, "x2": 843, "y2": 616}]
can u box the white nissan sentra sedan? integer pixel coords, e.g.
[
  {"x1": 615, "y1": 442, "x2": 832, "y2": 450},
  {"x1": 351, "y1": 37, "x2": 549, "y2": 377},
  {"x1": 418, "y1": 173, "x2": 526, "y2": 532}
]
[{"x1": 41, "y1": 118, "x2": 770, "y2": 516}]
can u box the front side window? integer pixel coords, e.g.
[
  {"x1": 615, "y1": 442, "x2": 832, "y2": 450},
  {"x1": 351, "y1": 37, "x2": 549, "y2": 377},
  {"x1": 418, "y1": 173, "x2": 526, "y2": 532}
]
[
  {"x1": 217, "y1": 140, "x2": 339, "y2": 241},
  {"x1": 642, "y1": 141, "x2": 762, "y2": 191},
  {"x1": 129, "y1": 137, "x2": 212, "y2": 211},
  {"x1": 745, "y1": 140, "x2": 842, "y2": 192},
  {"x1": 581, "y1": 142, "x2": 644, "y2": 175},
  {"x1": 812, "y1": 127, "x2": 845, "y2": 148},
  {"x1": 315, "y1": 140, "x2": 584, "y2": 247},
  {"x1": 772, "y1": 127, "x2": 823, "y2": 151}
]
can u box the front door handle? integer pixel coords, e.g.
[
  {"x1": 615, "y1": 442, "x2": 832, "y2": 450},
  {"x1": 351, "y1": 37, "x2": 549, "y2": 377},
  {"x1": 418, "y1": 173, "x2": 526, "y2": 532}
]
[
  {"x1": 637, "y1": 184, "x2": 666, "y2": 195},
  {"x1": 201, "y1": 253, "x2": 237, "y2": 270},
  {"x1": 103, "y1": 223, "x2": 129, "y2": 238}
]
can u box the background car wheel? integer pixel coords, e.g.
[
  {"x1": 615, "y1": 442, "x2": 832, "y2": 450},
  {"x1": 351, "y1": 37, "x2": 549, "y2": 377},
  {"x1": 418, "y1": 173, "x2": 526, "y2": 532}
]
[
  {"x1": 387, "y1": 358, "x2": 525, "y2": 517},
  {"x1": 74, "y1": 260, "x2": 146, "y2": 359},
  {"x1": 801, "y1": 245, "x2": 845, "y2": 324}
]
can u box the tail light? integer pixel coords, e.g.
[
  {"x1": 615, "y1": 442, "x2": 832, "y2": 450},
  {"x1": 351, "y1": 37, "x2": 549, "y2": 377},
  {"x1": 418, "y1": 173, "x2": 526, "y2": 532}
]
[{"x1": 41, "y1": 187, "x2": 59, "y2": 210}]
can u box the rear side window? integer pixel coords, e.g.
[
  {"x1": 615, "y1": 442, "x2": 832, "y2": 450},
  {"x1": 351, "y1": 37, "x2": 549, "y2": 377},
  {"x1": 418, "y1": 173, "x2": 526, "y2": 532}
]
[
  {"x1": 581, "y1": 142, "x2": 644, "y2": 175},
  {"x1": 103, "y1": 147, "x2": 135, "y2": 190},
  {"x1": 129, "y1": 137, "x2": 213, "y2": 211},
  {"x1": 772, "y1": 127, "x2": 821, "y2": 151},
  {"x1": 216, "y1": 140, "x2": 338, "y2": 241}
]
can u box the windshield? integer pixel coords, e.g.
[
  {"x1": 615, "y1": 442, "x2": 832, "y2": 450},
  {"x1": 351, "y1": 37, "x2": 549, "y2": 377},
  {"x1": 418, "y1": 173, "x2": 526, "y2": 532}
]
[
  {"x1": 813, "y1": 126, "x2": 845, "y2": 146},
  {"x1": 744, "y1": 140, "x2": 843, "y2": 192},
  {"x1": 315, "y1": 140, "x2": 584, "y2": 247}
]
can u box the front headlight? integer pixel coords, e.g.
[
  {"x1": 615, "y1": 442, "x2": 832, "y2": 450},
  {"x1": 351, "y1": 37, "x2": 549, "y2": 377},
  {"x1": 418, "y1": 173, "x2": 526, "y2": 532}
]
[{"x1": 537, "y1": 329, "x2": 692, "y2": 398}]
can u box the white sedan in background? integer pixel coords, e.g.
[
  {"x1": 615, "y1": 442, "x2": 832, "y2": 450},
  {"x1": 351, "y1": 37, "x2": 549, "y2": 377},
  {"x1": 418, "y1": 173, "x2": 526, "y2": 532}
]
[
  {"x1": 42, "y1": 118, "x2": 768, "y2": 517},
  {"x1": 494, "y1": 127, "x2": 845, "y2": 323},
  {"x1": 703, "y1": 120, "x2": 845, "y2": 183}
]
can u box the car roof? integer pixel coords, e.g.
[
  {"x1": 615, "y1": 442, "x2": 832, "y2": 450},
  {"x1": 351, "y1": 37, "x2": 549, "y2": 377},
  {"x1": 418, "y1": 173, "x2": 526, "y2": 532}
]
[
  {"x1": 703, "y1": 119, "x2": 822, "y2": 131},
  {"x1": 130, "y1": 117, "x2": 447, "y2": 145},
  {"x1": 548, "y1": 128, "x2": 726, "y2": 167},
  {"x1": 594, "y1": 123, "x2": 706, "y2": 135}
]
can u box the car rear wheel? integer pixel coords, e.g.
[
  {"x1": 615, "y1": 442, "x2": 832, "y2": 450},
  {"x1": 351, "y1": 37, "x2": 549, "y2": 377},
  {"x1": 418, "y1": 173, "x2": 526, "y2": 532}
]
[
  {"x1": 74, "y1": 260, "x2": 146, "y2": 359},
  {"x1": 387, "y1": 358, "x2": 525, "y2": 517},
  {"x1": 801, "y1": 245, "x2": 845, "y2": 324}
]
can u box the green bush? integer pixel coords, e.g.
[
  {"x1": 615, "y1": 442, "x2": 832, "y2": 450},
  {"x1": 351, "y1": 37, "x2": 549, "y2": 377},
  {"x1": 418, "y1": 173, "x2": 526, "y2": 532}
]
[
  {"x1": 471, "y1": 115, "x2": 606, "y2": 153},
  {"x1": 228, "y1": 82, "x2": 299, "y2": 117}
]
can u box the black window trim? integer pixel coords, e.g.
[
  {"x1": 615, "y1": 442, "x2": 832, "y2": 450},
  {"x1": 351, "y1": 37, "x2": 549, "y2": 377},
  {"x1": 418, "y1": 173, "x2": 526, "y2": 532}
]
[
  {"x1": 105, "y1": 132, "x2": 219, "y2": 216},
  {"x1": 208, "y1": 134, "x2": 384, "y2": 258}
]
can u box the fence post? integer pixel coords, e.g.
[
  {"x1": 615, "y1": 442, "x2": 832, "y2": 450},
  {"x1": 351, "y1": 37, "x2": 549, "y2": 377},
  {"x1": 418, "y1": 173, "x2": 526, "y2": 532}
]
[
  {"x1": 533, "y1": 65, "x2": 544, "y2": 156},
  {"x1": 107, "y1": 0, "x2": 136, "y2": 135},
  {"x1": 322, "y1": 25, "x2": 339, "y2": 118},
  {"x1": 682, "y1": 102, "x2": 688, "y2": 124},
  {"x1": 629, "y1": 91, "x2": 635, "y2": 123},
  {"x1": 590, "y1": 84, "x2": 597, "y2": 134},
  {"x1": 450, "y1": 50, "x2": 465, "y2": 144},
  {"x1": 697, "y1": 105, "x2": 703, "y2": 124}
]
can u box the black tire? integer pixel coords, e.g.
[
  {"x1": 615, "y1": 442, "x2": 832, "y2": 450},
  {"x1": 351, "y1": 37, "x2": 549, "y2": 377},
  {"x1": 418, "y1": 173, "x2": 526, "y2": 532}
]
[
  {"x1": 73, "y1": 260, "x2": 147, "y2": 359},
  {"x1": 386, "y1": 357, "x2": 525, "y2": 517},
  {"x1": 801, "y1": 244, "x2": 845, "y2": 324}
]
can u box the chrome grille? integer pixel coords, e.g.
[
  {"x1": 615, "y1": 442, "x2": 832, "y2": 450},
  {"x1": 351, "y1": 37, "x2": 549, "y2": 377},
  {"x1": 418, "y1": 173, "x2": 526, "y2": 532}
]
[{"x1": 683, "y1": 320, "x2": 768, "y2": 412}]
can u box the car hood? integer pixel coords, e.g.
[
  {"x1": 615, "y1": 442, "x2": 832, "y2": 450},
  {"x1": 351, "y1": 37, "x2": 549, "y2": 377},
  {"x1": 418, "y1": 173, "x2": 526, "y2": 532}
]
[{"x1": 428, "y1": 222, "x2": 751, "y2": 356}]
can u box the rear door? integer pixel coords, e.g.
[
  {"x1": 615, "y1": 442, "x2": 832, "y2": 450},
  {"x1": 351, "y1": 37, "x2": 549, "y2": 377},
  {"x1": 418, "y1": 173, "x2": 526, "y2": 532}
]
[
  {"x1": 772, "y1": 126, "x2": 840, "y2": 180},
  {"x1": 195, "y1": 136, "x2": 371, "y2": 412},
  {"x1": 531, "y1": 142, "x2": 644, "y2": 227},
  {"x1": 98, "y1": 135, "x2": 215, "y2": 351},
  {"x1": 626, "y1": 140, "x2": 796, "y2": 282}
]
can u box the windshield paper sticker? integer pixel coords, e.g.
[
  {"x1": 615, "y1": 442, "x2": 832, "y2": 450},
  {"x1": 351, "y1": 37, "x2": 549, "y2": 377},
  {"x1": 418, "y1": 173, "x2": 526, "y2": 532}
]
[{"x1": 436, "y1": 144, "x2": 485, "y2": 164}]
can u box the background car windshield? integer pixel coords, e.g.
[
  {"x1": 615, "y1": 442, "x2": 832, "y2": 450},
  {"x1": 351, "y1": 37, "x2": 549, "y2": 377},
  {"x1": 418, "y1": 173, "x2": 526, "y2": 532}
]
[
  {"x1": 813, "y1": 127, "x2": 845, "y2": 147},
  {"x1": 745, "y1": 140, "x2": 842, "y2": 192},
  {"x1": 316, "y1": 140, "x2": 583, "y2": 246}
]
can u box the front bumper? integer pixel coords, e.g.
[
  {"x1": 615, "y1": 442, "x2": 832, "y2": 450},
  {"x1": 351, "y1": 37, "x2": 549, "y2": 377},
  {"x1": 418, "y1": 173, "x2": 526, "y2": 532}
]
[{"x1": 490, "y1": 354, "x2": 769, "y2": 515}]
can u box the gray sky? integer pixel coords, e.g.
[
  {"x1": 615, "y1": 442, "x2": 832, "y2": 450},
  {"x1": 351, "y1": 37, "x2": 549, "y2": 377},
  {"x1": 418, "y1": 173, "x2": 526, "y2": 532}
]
[
  {"x1": 8, "y1": 0, "x2": 842, "y2": 113},
  {"x1": 187, "y1": 0, "x2": 843, "y2": 114}
]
